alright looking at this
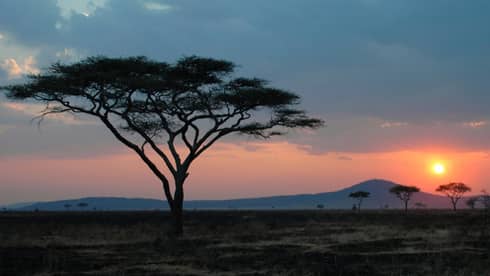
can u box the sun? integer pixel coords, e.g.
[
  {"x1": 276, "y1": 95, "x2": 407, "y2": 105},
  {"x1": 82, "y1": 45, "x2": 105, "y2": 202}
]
[{"x1": 432, "y1": 163, "x2": 446, "y2": 175}]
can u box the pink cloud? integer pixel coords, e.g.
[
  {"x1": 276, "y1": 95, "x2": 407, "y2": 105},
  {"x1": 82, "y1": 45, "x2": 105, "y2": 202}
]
[
  {"x1": 463, "y1": 121, "x2": 487, "y2": 128},
  {"x1": 1, "y1": 56, "x2": 39, "y2": 79}
]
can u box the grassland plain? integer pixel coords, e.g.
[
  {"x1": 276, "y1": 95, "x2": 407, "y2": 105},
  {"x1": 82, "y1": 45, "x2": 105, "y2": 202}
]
[{"x1": 0, "y1": 210, "x2": 489, "y2": 275}]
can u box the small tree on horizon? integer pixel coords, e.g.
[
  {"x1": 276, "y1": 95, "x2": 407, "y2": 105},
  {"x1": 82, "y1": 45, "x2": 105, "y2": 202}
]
[
  {"x1": 436, "y1": 182, "x2": 471, "y2": 211},
  {"x1": 389, "y1": 185, "x2": 420, "y2": 213},
  {"x1": 1, "y1": 56, "x2": 323, "y2": 236},
  {"x1": 349, "y1": 191, "x2": 370, "y2": 212},
  {"x1": 77, "y1": 202, "x2": 89, "y2": 210},
  {"x1": 466, "y1": 197, "x2": 478, "y2": 210},
  {"x1": 480, "y1": 191, "x2": 490, "y2": 209},
  {"x1": 64, "y1": 204, "x2": 72, "y2": 211},
  {"x1": 479, "y1": 190, "x2": 490, "y2": 227}
]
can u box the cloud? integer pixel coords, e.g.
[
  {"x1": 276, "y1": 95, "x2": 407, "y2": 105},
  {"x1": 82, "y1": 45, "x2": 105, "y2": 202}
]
[
  {"x1": 463, "y1": 121, "x2": 487, "y2": 128},
  {"x1": 143, "y1": 1, "x2": 174, "y2": 12},
  {"x1": 56, "y1": 0, "x2": 108, "y2": 19},
  {"x1": 0, "y1": 56, "x2": 39, "y2": 79},
  {"x1": 0, "y1": 100, "x2": 116, "y2": 158},
  {"x1": 380, "y1": 121, "x2": 409, "y2": 128},
  {"x1": 1, "y1": 102, "x2": 98, "y2": 126},
  {"x1": 55, "y1": 47, "x2": 84, "y2": 62},
  {"x1": 55, "y1": 47, "x2": 75, "y2": 58},
  {"x1": 0, "y1": 31, "x2": 40, "y2": 65},
  {"x1": 337, "y1": 155, "x2": 353, "y2": 161},
  {"x1": 0, "y1": 123, "x2": 120, "y2": 159},
  {"x1": 21, "y1": 56, "x2": 39, "y2": 74},
  {"x1": 0, "y1": 0, "x2": 490, "y2": 157},
  {"x1": 0, "y1": 59, "x2": 22, "y2": 78},
  {"x1": 285, "y1": 115, "x2": 490, "y2": 154}
]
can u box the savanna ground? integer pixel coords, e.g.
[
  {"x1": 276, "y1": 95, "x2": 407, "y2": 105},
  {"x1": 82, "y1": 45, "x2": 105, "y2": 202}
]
[{"x1": 0, "y1": 210, "x2": 489, "y2": 276}]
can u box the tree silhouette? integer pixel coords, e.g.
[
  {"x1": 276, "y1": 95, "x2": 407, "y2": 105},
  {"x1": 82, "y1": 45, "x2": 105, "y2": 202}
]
[
  {"x1": 465, "y1": 197, "x2": 478, "y2": 210},
  {"x1": 480, "y1": 191, "x2": 490, "y2": 210},
  {"x1": 389, "y1": 185, "x2": 420, "y2": 213},
  {"x1": 479, "y1": 190, "x2": 490, "y2": 227},
  {"x1": 436, "y1": 182, "x2": 471, "y2": 211},
  {"x1": 64, "y1": 204, "x2": 72, "y2": 211},
  {"x1": 1, "y1": 56, "x2": 323, "y2": 235},
  {"x1": 349, "y1": 191, "x2": 370, "y2": 212},
  {"x1": 77, "y1": 202, "x2": 89, "y2": 209}
]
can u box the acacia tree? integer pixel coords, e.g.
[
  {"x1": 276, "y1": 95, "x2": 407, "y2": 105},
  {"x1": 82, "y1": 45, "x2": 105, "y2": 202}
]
[
  {"x1": 77, "y1": 202, "x2": 89, "y2": 210},
  {"x1": 476, "y1": 190, "x2": 490, "y2": 226},
  {"x1": 389, "y1": 185, "x2": 420, "y2": 213},
  {"x1": 1, "y1": 56, "x2": 323, "y2": 235},
  {"x1": 348, "y1": 191, "x2": 370, "y2": 212},
  {"x1": 465, "y1": 197, "x2": 478, "y2": 210},
  {"x1": 436, "y1": 182, "x2": 471, "y2": 211},
  {"x1": 480, "y1": 191, "x2": 490, "y2": 211}
]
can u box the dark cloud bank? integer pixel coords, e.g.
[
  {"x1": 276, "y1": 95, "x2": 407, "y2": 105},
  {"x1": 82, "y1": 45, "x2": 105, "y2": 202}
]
[{"x1": 1, "y1": 0, "x2": 490, "y2": 155}]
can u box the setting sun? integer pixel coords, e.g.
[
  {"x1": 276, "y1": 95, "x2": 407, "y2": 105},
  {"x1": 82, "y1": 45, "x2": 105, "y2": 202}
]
[{"x1": 432, "y1": 163, "x2": 446, "y2": 175}]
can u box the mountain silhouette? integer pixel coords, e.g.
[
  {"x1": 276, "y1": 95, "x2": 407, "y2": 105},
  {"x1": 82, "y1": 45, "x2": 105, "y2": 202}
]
[{"x1": 12, "y1": 179, "x2": 456, "y2": 211}]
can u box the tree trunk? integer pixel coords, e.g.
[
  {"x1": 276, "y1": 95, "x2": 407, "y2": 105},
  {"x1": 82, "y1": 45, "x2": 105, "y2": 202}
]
[
  {"x1": 485, "y1": 208, "x2": 488, "y2": 230},
  {"x1": 404, "y1": 201, "x2": 408, "y2": 213},
  {"x1": 170, "y1": 181, "x2": 185, "y2": 236},
  {"x1": 451, "y1": 198, "x2": 459, "y2": 211},
  {"x1": 170, "y1": 204, "x2": 183, "y2": 236}
]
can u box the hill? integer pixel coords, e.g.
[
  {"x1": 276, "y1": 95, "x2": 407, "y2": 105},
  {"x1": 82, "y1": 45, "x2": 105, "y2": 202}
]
[{"x1": 15, "y1": 179, "x2": 455, "y2": 211}]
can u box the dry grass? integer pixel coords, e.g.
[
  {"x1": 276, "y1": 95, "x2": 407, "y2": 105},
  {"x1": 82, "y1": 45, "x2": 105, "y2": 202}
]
[{"x1": 1, "y1": 210, "x2": 489, "y2": 275}]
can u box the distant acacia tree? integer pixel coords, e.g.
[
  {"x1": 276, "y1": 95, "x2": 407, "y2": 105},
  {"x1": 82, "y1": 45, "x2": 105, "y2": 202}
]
[
  {"x1": 349, "y1": 191, "x2": 370, "y2": 212},
  {"x1": 480, "y1": 190, "x2": 490, "y2": 215},
  {"x1": 436, "y1": 182, "x2": 471, "y2": 211},
  {"x1": 1, "y1": 56, "x2": 323, "y2": 235},
  {"x1": 480, "y1": 191, "x2": 490, "y2": 209},
  {"x1": 466, "y1": 197, "x2": 478, "y2": 210},
  {"x1": 64, "y1": 204, "x2": 72, "y2": 210},
  {"x1": 77, "y1": 202, "x2": 89, "y2": 209},
  {"x1": 389, "y1": 185, "x2": 420, "y2": 213}
]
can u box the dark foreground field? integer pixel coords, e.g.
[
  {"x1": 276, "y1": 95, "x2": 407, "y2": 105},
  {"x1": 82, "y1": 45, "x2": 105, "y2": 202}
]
[{"x1": 1, "y1": 210, "x2": 489, "y2": 275}]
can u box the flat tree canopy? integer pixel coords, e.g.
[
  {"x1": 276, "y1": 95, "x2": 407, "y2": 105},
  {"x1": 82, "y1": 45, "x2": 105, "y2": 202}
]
[
  {"x1": 349, "y1": 191, "x2": 370, "y2": 211},
  {"x1": 349, "y1": 191, "x2": 370, "y2": 199},
  {"x1": 1, "y1": 56, "x2": 323, "y2": 234},
  {"x1": 389, "y1": 185, "x2": 420, "y2": 212},
  {"x1": 436, "y1": 182, "x2": 471, "y2": 211}
]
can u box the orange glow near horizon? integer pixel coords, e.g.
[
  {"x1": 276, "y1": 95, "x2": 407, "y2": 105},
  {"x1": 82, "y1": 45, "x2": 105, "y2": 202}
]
[{"x1": 0, "y1": 142, "x2": 489, "y2": 204}]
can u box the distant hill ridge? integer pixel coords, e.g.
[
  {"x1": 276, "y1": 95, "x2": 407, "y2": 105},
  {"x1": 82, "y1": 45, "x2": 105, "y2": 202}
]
[{"x1": 8, "y1": 179, "x2": 457, "y2": 211}]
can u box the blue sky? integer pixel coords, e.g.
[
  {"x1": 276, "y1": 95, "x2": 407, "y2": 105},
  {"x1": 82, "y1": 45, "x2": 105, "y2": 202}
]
[{"x1": 1, "y1": 0, "x2": 490, "y2": 204}]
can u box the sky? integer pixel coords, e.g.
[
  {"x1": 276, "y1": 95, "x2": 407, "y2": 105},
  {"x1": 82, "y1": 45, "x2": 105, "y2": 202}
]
[{"x1": 1, "y1": 0, "x2": 490, "y2": 205}]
